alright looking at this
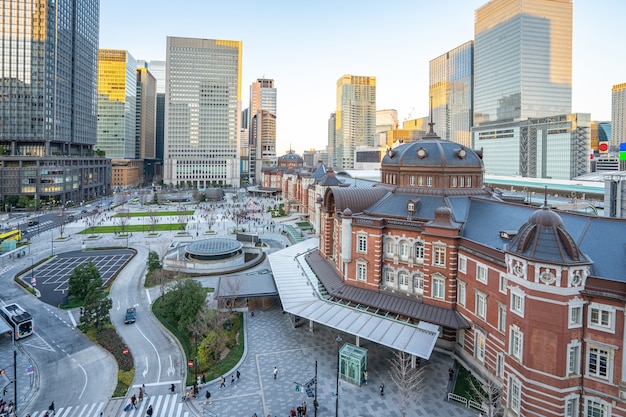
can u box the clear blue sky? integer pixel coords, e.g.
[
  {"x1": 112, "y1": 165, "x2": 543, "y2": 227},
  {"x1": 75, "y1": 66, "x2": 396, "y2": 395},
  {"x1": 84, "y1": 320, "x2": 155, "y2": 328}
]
[{"x1": 100, "y1": 0, "x2": 626, "y2": 156}]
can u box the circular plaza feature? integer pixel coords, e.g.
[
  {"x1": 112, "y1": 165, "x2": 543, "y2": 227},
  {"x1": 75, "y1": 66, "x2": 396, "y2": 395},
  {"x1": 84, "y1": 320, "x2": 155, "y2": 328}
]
[{"x1": 185, "y1": 238, "x2": 244, "y2": 262}]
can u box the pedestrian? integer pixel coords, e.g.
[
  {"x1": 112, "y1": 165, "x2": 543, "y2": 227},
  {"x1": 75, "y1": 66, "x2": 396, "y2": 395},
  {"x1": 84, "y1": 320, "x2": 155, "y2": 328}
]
[
  {"x1": 205, "y1": 390, "x2": 211, "y2": 404},
  {"x1": 448, "y1": 367, "x2": 454, "y2": 381},
  {"x1": 363, "y1": 370, "x2": 368, "y2": 385},
  {"x1": 146, "y1": 405, "x2": 153, "y2": 416},
  {"x1": 131, "y1": 394, "x2": 137, "y2": 409},
  {"x1": 142, "y1": 383, "x2": 148, "y2": 396},
  {"x1": 201, "y1": 373, "x2": 206, "y2": 384},
  {"x1": 231, "y1": 374, "x2": 235, "y2": 385},
  {"x1": 236, "y1": 369, "x2": 240, "y2": 380},
  {"x1": 290, "y1": 407, "x2": 296, "y2": 417},
  {"x1": 220, "y1": 376, "x2": 226, "y2": 388},
  {"x1": 49, "y1": 401, "x2": 56, "y2": 415},
  {"x1": 297, "y1": 404, "x2": 303, "y2": 417},
  {"x1": 170, "y1": 383, "x2": 175, "y2": 393},
  {"x1": 379, "y1": 383, "x2": 384, "y2": 396},
  {"x1": 302, "y1": 401, "x2": 307, "y2": 416},
  {"x1": 273, "y1": 366, "x2": 278, "y2": 379},
  {"x1": 138, "y1": 387, "x2": 144, "y2": 402}
]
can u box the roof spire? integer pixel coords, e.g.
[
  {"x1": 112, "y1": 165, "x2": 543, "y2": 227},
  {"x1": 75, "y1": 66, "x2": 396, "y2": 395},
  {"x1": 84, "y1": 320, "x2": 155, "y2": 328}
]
[
  {"x1": 543, "y1": 185, "x2": 548, "y2": 207},
  {"x1": 423, "y1": 96, "x2": 438, "y2": 138}
]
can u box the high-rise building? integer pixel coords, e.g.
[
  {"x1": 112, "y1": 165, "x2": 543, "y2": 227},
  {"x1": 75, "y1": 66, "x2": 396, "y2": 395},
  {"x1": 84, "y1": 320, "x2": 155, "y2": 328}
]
[
  {"x1": 327, "y1": 112, "x2": 337, "y2": 169},
  {"x1": 248, "y1": 79, "x2": 277, "y2": 184},
  {"x1": 611, "y1": 83, "x2": 626, "y2": 150},
  {"x1": 0, "y1": 0, "x2": 110, "y2": 207},
  {"x1": 97, "y1": 49, "x2": 137, "y2": 160},
  {"x1": 473, "y1": 0, "x2": 572, "y2": 126},
  {"x1": 333, "y1": 75, "x2": 376, "y2": 171},
  {"x1": 136, "y1": 67, "x2": 157, "y2": 183},
  {"x1": 376, "y1": 109, "x2": 398, "y2": 134},
  {"x1": 140, "y1": 61, "x2": 166, "y2": 177},
  {"x1": 429, "y1": 41, "x2": 473, "y2": 147},
  {"x1": 164, "y1": 37, "x2": 242, "y2": 188}
]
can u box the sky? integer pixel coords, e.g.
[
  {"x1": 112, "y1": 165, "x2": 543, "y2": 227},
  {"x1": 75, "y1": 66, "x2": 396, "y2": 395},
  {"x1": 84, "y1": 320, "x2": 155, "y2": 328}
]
[{"x1": 100, "y1": 0, "x2": 626, "y2": 156}]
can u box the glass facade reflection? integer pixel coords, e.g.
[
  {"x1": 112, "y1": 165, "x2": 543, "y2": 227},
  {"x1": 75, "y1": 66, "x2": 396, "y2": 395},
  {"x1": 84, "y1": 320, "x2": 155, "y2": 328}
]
[
  {"x1": 164, "y1": 37, "x2": 242, "y2": 188},
  {"x1": 474, "y1": 0, "x2": 572, "y2": 126},
  {"x1": 429, "y1": 41, "x2": 473, "y2": 147},
  {"x1": 0, "y1": 0, "x2": 109, "y2": 205},
  {"x1": 97, "y1": 49, "x2": 137, "y2": 159}
]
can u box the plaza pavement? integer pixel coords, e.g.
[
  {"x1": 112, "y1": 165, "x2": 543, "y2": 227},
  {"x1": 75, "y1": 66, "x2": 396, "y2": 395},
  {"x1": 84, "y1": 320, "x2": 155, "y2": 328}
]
[{"x1": 185, "y1": 306, "x2": 478, "y2": 417}]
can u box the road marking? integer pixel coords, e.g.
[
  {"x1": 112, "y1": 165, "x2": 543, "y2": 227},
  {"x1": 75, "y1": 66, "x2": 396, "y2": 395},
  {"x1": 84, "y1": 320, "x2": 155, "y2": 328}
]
[
  {"x1": 146, "y1": 288, "x2": 152, "y2": 304},
  {"x1": 72, "y1": 356, "x2": 89, "y2": 400},
  {"x1": 143, "y1": 356, "x2": 149, "y2": 378},
  {"x1": 135, "y1": 324, "x2": 163, "y2": 382},
  {"x1": 68, "y1": 310, "x2": 77, "y2": 327},
  {"x1": 168, "y1": 355, "x2": 175, "y2": 376}
]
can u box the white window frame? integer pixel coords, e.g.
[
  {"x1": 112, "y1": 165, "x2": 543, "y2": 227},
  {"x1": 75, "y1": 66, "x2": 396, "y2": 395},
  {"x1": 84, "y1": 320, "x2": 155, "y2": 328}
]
[
  {"x1": 413, "y1": 272, "x2": 424, "y2": 291},
  {"x1": 475, "y1": 330, "x2": 486, "y2": 362},
  {"x1": 566, "y1": 340, "x2": 581, "y2": 376},
  {"x1": 510, "y1": 288, "x2": 525, "y2": 318},
  {"x1": 433, "y1": 245, "x2": 446, "y2": 267},
  {"x1": 451, "y1": 176, "x2": 457, "y2": 187},
  {"x1": 499, "y1": 275, "x2": 507, "y2": 294},
  {"x1": 399, "y1": 240, "x2": 410, "y2": 261},
  {"x1": 458, "y1": 255, "x2": 467, "y2": 274},
  {"x1": 398, "y1": 271, "x2": 409, "y2": 287},
  {"x1": 587, "y1": 344, "x2": 611, "y2": 380},
  {"x1": 588, "y1": 303, "x2": 616, "y2": 333},
  {"x1": 510, "y1": 325, "x2": 523, "y2": 362},
  {"x1": 426, "y1": 176, "x2": 433, "y2": 187},
  {"x1": 508, "y1": 376, "x2": 521, "y2": 415},
  {"x1": 384, "y1": 238, "x2": 395, "y2": 258},
  {"x1": 418, "y1": 176, "x2": 424, "y2": 187},
  {"x1": 476, "y1": 263, "x2": 488, "y2": 284},
  {"x1": 384, "y1": 269, "x2": 395, "y2": 285},
  {"x1": 568, "y1": 300, "x2": 584, "y2": 329},
  {"x1": 475, "y1": 291, "x2": 487, "y2": 320},
  {"x1": 585, "y1": 397, "x2": 610, "y2": 417},
  {"x1": 409, "y1": 175, "x2": 415, "y2": 186},
  {"x1": 497, "y1": 302, "x2": 507, "y2": 333},
  {"x1": 432, "y1": 277, "x2": 445, "y2": 299},
  {"x1": 565, "y1": 396, "x2": 578, "y2": 417},
  {"x1": 356, "y1": 233, "x2": 367, "y2": 253},
  {"x1": 457, "y1": 281, "x2": 466, "y2": 307},
  {"x1": 496, "y1": 352, "x2": 505, "y2": 378},
  {"x1": 414, "y1": 241, "x2": 424, "y2": 261},
  {"x1": 466, "y1": 176, "x2": 471, "y2": 187},
  {"x1": 356, "y1": 262, "x2": 367, "y2": 282}
]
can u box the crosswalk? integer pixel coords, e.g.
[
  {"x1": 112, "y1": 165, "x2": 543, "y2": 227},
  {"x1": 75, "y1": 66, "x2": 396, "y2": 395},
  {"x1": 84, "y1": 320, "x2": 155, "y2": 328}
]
[{"x1": 27, "y1": 394, "x2": 189, "y2": 417}]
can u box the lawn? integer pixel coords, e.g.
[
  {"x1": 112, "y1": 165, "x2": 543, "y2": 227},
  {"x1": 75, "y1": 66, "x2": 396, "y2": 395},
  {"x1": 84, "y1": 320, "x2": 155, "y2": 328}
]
[
  {"x1": 112, "y1": 210, "x2": 194, "y2": 217},
  {"x1": 77, "y1": 223, "x2": 187, "y2": 234}
]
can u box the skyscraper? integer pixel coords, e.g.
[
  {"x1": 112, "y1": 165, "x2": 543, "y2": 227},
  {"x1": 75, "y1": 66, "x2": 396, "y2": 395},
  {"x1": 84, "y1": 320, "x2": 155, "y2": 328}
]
[
  {"x1": 473, "y1": 0, "x2": 572, "y2": 126},
  {"x1": 97, "y1": 49, "x2": 137, "y2": 159},
  {"x1": 248, "y1": 78, "x2": 277, "y2": 184},
  {"x1": 164, "y1": 37, "x2": 242, "y2": 188},
  {"x1": 334, "y1": 75, "x2": 376, "y2": 171},
  {"x1": 139, "y1": 60, "x2": 166, "y2": 177},
  {"x1": 136, "y1": 67, "x2": 157, "y2": 182},
  {"x1": 611, "y1": 83, "x2": 626, "y2": 150},
  {"x1": 0, "y1": 0, "x2": 110, "y2": 206},
  {"x1": 429, "y1": 41, "x2": 473, "y2": 147}
]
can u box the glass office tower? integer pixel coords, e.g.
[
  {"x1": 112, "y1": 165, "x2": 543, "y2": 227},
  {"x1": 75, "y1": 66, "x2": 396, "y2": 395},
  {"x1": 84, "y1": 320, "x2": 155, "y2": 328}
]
[
  {"x1": 164, "y1": 37, "x2": 242, "y2": 188},
  {"x1": 334, "y1": 75, "x2": 376, "y2": 171},
  {"x1": 429, "y1": 41, "x2": 474, "y2": 147},
  {"x1": 248, "y1": 78, "x2": 277, "y2": 184},
  {"x1": 97, "y1": 49, "x2": 137, "y2": 159},
  {"x1": 0, "y1": 0, "x2": 110, "y2": 206},
  {"x1": 473, "y1": 0, "x2": 572, "y2": 126}
]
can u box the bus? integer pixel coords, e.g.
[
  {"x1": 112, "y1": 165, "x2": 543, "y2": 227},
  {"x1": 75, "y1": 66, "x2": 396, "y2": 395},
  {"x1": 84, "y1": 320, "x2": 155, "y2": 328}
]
[
  {"x1": 0, "y1": 229, "x2": 21, "y2": 244},
  {"x1": 0, "y1": 303, "x2": 34, "y2": 339}
]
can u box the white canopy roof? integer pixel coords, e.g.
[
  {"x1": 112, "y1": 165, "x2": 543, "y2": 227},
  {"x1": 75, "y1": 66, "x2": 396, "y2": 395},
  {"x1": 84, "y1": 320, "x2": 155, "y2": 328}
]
[{"x1": 269, "y1": 239, "x2": 438, "y2": 359}]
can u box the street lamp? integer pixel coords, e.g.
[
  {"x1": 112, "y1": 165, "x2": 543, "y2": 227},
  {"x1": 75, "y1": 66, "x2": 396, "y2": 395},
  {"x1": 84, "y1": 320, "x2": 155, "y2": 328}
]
[{"x1": 335, "y1": 335, "x2": 342, "y2": 417}]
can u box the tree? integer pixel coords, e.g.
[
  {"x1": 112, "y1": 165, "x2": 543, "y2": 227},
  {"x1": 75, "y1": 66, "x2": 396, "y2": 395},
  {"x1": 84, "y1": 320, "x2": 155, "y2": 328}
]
[
  {"x1": 85, "y1": 212, "x2": 100, "y2": 236},
  {"x1": 116, "y1": 213, "x2": 131, "y2": 235},
  {"x1": 388, "y1": 351, "x2": 426, "y2": 417},
  {"x1": 80, "y1": 277, "x2": 112, "y2": 330},
  {"x1": 68, "y1": 262, "x2": 101, "y2": 302},
  {"x1": 467, "y1": 374, "x2": 503, "y2": 417},
  {"x1": 149, "y1": 211, "x2": 159, "y2": 234},
  {"x1": 198, "y1": 309, "x2": 231, "y2": 363},
  {"x1": 177, "y1": 212, "x2": 188, "y2": 232},
  {"x1": 58, "y1": 208, "x2": 67, "y2": 238},
  {"x1": 147, "y1": 251, "x2": 161, "y2": 273}
]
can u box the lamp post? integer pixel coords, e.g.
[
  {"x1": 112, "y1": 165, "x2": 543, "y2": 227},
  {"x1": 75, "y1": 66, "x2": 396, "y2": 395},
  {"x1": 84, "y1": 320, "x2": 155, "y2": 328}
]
[{"x1": 335, "y1": 335, "x2": 342, "y2": 417}]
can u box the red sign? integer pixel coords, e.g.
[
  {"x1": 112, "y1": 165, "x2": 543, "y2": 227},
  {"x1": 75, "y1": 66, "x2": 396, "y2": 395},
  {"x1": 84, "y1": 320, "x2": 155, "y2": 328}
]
[
  {"x1": 188, "y1": 361, "x2": 193, "y2": 367},
  {"x1": 123, "y1": 348, "x2": 129, "y2": 355},
  {"x1": 599, "y1": 142, "x2": 609, "y2": 152}
]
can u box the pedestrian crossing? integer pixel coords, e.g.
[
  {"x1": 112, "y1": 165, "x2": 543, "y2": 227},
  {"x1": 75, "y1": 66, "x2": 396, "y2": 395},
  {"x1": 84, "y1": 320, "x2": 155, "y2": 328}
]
[{"x1": 26, "y1": 394, "x2": 189, "y2": 417}]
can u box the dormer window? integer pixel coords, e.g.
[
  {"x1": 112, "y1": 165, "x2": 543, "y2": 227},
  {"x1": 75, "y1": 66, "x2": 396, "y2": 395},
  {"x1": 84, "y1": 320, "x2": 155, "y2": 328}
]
[
  {"x1": 407, "y1": 202, "x2": 415, "y2": 212},
  {"x1": 456, "y1": 147, "x2": 467, "y2": 159},
  {"x1": 416, "y1": 147, "x2": 427, "y2": 159}
]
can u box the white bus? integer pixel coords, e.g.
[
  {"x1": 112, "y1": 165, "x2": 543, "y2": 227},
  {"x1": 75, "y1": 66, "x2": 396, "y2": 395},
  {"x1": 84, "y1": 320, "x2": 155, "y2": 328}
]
[{"x1": 0, "y1": 303, "x2": 34, "y2": 339}]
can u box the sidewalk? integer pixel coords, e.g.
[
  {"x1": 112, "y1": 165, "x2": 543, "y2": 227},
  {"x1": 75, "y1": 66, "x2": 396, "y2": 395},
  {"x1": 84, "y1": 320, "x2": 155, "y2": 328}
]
[{"x1": 185, "y1": 307, "x2": 477, "y2": 417}]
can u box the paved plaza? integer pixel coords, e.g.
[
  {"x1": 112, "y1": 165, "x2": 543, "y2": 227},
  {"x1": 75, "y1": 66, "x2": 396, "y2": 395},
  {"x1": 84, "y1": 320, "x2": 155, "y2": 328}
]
[{"x1": 185, "y1": 306, "x2": 477, "y2": 417}]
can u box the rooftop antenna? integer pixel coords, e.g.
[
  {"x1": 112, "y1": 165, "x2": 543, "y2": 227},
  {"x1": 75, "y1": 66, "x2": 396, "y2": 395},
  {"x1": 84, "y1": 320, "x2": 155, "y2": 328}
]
[
  {"x1": 543, "y1": 186, "x2": 548, "y2": 207},
  {"x1": 424, "y1": 96, "x2": 436, "y2": 137}
]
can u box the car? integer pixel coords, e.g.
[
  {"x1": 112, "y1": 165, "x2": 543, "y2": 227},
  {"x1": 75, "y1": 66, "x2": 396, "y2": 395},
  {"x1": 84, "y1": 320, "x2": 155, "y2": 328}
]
[
  {"x1": 28, "y1": 220, "x2": 39, "y2": 226},
  {"x1": 124, "y1": 307, "x2": 136, "y2": 324}
]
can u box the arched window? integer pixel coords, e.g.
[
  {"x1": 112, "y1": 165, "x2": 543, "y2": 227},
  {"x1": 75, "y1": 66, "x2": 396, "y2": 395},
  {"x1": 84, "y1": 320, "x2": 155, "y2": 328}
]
[
  {"x1": 414, "y1": 241, "x2": 424, "y2": 261},
  {"x1": 399, "y1": 240, "x2": 410, "y2": 261},
  {"x1": 384, "y1": 238, "x2": 395, "y2": 258}
]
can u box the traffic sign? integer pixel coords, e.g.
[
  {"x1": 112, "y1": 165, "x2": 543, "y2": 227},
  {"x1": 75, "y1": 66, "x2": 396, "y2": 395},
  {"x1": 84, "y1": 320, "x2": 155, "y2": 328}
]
[
  {"x1": 31, "y1": 276, "x2": 36, "y2": 286},
  {"x1": 295, "y1": 385, "x2": 300, "y2": 392}
]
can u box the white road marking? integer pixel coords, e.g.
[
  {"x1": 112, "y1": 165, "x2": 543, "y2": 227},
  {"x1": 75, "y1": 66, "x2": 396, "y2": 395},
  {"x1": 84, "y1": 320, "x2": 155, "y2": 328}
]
[
  {"x1": 135, "y1": 324, "x2": 163, "y2": 382},
  {"x1": 143, "y1": 356, "x2": 149, "y2": 378},
  {"x1": 68, "y1": 310, "x2": 77, "y2": 327}
]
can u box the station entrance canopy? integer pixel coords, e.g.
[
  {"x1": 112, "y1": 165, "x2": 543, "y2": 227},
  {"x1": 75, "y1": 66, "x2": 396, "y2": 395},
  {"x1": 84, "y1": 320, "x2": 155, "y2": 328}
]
[{"x1": 268, "y1": 239, "x2": 438, "y2": 359}]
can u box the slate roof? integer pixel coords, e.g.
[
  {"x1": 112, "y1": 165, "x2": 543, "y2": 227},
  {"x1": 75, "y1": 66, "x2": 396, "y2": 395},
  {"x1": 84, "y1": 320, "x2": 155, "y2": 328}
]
[{"x1": 381, "y1": 136, "x2": 483, "y2": 169}]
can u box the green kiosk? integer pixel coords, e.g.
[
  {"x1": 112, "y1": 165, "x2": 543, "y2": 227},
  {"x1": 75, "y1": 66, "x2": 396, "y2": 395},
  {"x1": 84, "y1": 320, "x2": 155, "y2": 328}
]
[{"x1": 338, "y1": 343, "x2": 368, "y2": 386}]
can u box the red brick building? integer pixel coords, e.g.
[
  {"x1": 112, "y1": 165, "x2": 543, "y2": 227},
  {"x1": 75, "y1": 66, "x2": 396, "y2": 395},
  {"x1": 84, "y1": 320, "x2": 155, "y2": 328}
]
[{"x1": 268, "y1": 127, "x2": 626, "y2": 417}]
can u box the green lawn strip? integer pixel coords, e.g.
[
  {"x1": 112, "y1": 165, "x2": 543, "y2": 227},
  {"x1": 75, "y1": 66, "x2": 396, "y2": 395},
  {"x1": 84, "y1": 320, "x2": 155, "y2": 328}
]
[
  {"x1": 77, "y1": 223, "x2": 187, "y2": 234},
  {"x1": 112, "y1": 210, "x2": 194, "y2": 218}
]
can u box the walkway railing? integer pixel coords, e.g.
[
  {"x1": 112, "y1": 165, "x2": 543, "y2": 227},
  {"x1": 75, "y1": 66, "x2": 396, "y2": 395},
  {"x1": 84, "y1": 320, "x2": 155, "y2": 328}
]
[{"x1": 447, "y1": 392, "x2": 484, "y2": 413}]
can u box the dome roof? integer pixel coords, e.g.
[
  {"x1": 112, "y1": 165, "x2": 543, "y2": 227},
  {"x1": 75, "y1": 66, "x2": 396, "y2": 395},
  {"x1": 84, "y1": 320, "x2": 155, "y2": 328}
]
[
  {"x1": 278, "y1": 151, "x2": 303, "y2": 162},
  {"x1": 381, "y1": 136, "x2": 483, "y2": 169},
  {"x1": 508, "y1": 206, "x2": 586, "y2": 264}
]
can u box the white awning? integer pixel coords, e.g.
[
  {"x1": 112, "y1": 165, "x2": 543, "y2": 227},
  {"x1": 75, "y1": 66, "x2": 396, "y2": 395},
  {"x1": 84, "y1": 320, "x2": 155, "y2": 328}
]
[{"x1": 269, "y1": 239, "x2": 439, "y2": 359}]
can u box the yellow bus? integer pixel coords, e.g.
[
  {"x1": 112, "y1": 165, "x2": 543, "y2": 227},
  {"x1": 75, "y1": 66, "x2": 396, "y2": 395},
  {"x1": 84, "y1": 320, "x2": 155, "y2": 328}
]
[{"x1": 0, "y1": 229, "x2": 22, "y2": 244}]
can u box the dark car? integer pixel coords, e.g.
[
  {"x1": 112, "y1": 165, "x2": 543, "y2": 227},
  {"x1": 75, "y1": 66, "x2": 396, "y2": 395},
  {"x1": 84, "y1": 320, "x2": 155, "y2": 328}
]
[
  {"x1": 124, "y1": 307, "x2": 136, "y2": 324},
  {"x1": 28, "y1": 220, "x2": 39, "y2": 226}
]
